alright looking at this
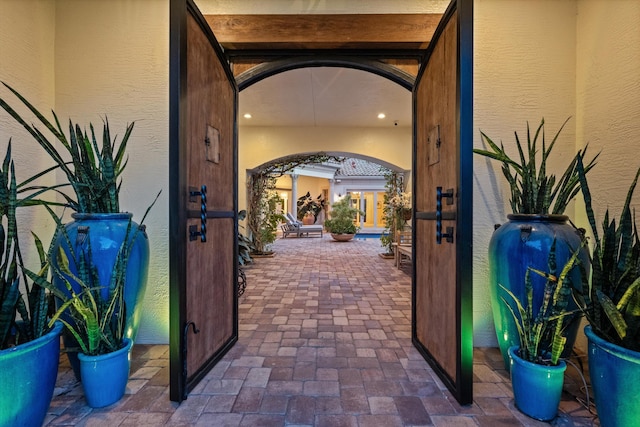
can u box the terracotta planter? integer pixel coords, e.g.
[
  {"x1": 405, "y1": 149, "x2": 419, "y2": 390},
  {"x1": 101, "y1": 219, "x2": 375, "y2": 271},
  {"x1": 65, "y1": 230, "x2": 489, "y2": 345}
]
[
  {"x1": 302, "y1": 214, "x2": 315, "y2": 225},
  {"x1": 330, "y1": 233, "x2": 355, "y2": 242}
]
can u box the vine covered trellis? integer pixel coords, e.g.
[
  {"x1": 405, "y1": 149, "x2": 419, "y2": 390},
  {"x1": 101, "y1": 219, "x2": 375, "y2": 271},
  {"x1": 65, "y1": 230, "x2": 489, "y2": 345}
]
[
  {"x1": 247, "y1": 153, "x2": 344, "y2": 254},
  {"x1": 380, "y1": 170, "x2": 408, "y2": 255}
]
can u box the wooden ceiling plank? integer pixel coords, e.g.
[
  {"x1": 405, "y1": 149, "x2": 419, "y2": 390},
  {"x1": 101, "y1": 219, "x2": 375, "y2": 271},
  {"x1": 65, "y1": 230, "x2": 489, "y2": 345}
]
[{"x1": 205, "y1": 14, "x2": 441, "y2": 50}]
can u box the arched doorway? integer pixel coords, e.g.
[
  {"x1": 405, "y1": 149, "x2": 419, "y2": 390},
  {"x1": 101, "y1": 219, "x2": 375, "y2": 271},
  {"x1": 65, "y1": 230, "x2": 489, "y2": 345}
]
[{"x1": 169, "y1": 0, "x2": 472, "y2": 405}]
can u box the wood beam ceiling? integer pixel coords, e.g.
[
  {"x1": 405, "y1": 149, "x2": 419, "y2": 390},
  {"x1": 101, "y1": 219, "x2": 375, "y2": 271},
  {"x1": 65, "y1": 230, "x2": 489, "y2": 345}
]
[{"x1": 204, "y1": 14, "x2": 442, "y2": 51}]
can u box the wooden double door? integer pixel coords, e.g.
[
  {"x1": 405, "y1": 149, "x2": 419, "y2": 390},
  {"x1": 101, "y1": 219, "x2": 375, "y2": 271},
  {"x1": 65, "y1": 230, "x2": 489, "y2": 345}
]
[{"x1": 169, "y1": 0, "x2": 473, "y2": 405}]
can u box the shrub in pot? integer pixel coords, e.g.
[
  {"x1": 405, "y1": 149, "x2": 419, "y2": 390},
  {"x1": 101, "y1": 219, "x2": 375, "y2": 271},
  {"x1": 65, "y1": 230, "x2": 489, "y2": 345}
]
[
  {"x1": 474, "y1": 117, "x2": 597, "y2": 368},
  {"x1": 573, "y1": 158, "x2": 640, "y2": 427},
  {"x1": 324, "y1": 195, "x2": 363, "y2": 242},
  {"x1": 501, "y1": 238, "x2": 585, "y2": 421}
]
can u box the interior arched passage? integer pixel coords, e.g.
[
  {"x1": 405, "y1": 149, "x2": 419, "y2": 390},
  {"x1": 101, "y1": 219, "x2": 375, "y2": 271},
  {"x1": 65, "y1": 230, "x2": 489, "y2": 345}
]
[
  {"x1": 247, "y1": 152, "x2": 410, "y2": 234},
  {"x1": 237, "y1": 65, "x2": 413, "y2": 217}
]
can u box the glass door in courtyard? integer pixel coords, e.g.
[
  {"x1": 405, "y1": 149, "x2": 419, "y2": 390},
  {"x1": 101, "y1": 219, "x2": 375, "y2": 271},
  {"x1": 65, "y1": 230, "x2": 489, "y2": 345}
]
[{"x1": 348, "y1": 191, "x2": 386, "y2": 231}]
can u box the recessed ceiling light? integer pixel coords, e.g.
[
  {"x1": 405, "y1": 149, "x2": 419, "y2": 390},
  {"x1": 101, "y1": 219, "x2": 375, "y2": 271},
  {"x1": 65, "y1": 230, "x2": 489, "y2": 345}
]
[
  {"x1": 377, "y1": 113, "x2": 386, "y2": 119},
  {"x1": 244, "y1": 113, "x2": 252, "y2": 119}
]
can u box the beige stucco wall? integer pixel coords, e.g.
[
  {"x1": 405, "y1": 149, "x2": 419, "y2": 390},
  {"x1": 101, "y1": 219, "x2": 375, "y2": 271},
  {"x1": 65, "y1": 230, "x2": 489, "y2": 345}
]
[
  {"x1": 473, "y1": 0, "x2": 579, "y2": 346},
  {"x1": 0, "y1": 0, "x2": 171, "y2": 344},
  {"x1": 0, "y1": 0, "x2": 57, "y2": 268},
  {"x1": 573, "y1": 0, "x2": 640, "y2": 351},
  {"x1": 576, "y1": 0, "x2": 640, "y2": 218},
  {"x1": 2, "y1": 0, "x2": 639, "y2": 349},
  {"x1": 52, "y1": 0, "x2": 170, "y2": 344}
]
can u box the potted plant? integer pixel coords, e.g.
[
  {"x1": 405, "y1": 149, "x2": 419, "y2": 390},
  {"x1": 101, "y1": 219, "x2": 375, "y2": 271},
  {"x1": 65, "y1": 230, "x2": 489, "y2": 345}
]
[
  {"x1": 324, "y1": 195, "x2": 363, "y2": 242},
  {"x1": 297, "y1": 192, "x2": 324, "y2": 224},
  {"x1": 572, "y1": 158, "x2": 640, "y2": 427},
  {"x1": 0, "y1": 142, "x2": 63, "y2": 427},
  {"x1": 474, "y1": 117, "x2": 597, "y2": 368},
  {"x1": 28, "y1": 198, "x2": 155, "y2": 408},
  {"x1": 0, "y1": 82, "x2": 156, "y2": 372},
  {"x1": 501, "y1": 238, "x2": 585, "y2": 421}
]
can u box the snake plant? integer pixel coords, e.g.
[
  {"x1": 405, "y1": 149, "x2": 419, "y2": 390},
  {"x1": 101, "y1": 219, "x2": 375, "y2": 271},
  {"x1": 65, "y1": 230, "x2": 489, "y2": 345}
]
[
  {"x1": 0, "y1": 142, "x2": 51, "y2": 350},
  {"x1": 26, "y1": 190, "x2": 158, "y2": 356},
  {"x1": 574, "y1": 157, "x2": 640, "y2": 352},
  {"x1": 0, "y1": 81, "x2": 132, "y2": 213},
  {"x1": 500, "y1": 238, "x2": 586, "y2": 365},
  {"x1": 474, "y1": 118, "x2": 598, "y2": 215}
]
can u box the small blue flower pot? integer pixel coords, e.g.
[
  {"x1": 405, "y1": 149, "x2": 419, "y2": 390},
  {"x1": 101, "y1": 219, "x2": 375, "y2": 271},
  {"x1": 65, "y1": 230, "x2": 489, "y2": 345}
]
[
  {"x1": 509, "y1": 346, "x2": 566, "y2": 421},
  {"x1": 78, "y1": 338, "x2": 133, "y2": 408}
]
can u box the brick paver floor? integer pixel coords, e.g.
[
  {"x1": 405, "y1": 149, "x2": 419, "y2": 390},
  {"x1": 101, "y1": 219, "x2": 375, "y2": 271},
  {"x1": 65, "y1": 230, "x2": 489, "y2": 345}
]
[{"x1": 45, "y1": 234, "x2": 599, "y2": 426}]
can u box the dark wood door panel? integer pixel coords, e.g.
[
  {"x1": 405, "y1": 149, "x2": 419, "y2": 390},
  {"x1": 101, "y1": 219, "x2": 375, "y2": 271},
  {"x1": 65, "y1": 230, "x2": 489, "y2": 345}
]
[
  {"x1": 170, "y1": 0, "x2": 238, "y2": 402},
  {"x1": 412, "y1": 0, "x2": 473, "y2": 405}
]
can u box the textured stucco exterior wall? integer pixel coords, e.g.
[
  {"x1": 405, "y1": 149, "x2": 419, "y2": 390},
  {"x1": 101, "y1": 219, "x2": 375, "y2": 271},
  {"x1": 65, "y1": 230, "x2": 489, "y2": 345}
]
[
  {"x1": 473, "y1": 0, "x2": 579, "y2": 346},
  {"x1": 53, "y1": 0, "x2": 170, "y2": 344},
  {"x1": 576, "y1": 0, "x2": 640, "y2": 221},
  {"x1": 573, "y1": 0, "x2": 640, "y2": 352},
  {"x1": 0, "y1": 0, "x2": 57, "y2": 269},
  {"x1": 239, "y1": 125, "x2": 412, "y2": 214}
]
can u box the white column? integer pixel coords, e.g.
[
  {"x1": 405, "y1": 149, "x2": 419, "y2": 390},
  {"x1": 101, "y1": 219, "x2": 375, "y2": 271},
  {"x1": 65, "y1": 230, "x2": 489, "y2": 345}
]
[
  {"x1": 328, "y1": 179, "x2": 334, "y2": 207},
  {"x1": 290, "y1": 174, "x2": 298, "y2": 218}
]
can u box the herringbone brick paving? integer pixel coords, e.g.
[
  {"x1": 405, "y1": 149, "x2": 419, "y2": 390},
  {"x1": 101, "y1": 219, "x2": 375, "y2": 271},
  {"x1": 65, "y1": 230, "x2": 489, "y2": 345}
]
[{"x1": 45, "y1": 234, "x2": 599, "y2": 426}]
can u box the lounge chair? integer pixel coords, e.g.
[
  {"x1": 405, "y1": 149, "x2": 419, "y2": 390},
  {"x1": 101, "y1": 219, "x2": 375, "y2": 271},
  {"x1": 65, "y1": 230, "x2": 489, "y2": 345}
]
[{"x1": 281, "y1": 213, "x2": 323, "y2": 238}]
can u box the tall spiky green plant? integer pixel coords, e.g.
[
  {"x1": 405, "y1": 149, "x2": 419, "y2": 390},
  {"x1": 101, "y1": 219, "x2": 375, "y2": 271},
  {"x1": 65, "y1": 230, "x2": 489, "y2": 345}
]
[
  {"x1": 573, "y1": 157, "x2": 640, "y2": 352},
  {"x1": 26, "y1": 190, "x2": 159, "y2": 355},
  {"x1": 474, "y1": 118, "x2": 598, "y2": 215},
  {"x1": 0, "y1": 142, "x2": 51, "y2": 350},
  {"x1": 0, "y1": 81, "x2": 132, "y2": 213},
  {"x1": 500, "y1": 238, "x2": 586, "y2": 365}
]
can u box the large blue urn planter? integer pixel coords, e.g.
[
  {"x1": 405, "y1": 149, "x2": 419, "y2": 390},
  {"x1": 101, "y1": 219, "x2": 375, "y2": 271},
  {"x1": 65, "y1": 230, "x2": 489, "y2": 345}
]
[
  {"x1": 509, "y1": 346, "x2": 566, "y2": 421},
  {"x1": 489, "y1": 214, "x2": 586, "y2": 368},
  {"x1": 0, "y1": 321, "x2": 63, "y2": 427},
  {"x1": 585, "y1": 325, "x2": 640, "y2": 427},
  {"x1": 79, "y1": 338, "x2": 133, "y2": 408},
  {"x1": 52, "y1": 213, "x2": 150, "y2": 375}
]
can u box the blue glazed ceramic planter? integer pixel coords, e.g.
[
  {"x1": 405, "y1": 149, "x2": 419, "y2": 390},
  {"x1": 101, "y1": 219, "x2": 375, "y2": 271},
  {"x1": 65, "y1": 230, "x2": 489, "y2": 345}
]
[
  {"x1": 79, "y1": 338, "x2": 133, "y2": 408},
  {"x1": 52, "y1": 213, "x2": 150, "y2": 376},
  {"x1": 490, "y1": 214, "x2": 586, "y2": 368},
  {"x1": 0, "y1": 321, "x2": 63, "y2": 427},
  {"x1": 509, "y1": 346, "x2": 566, "y2": 421},
  {"x1": 585, "y1": 326, "x2": 640, "y2": 427}
]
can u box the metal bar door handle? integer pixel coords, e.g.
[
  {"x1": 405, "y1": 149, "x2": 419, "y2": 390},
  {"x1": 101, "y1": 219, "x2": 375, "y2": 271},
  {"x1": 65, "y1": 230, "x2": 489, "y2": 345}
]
[
  {"x1": 436, "y1": 187, "x2": 454, "y2": 244},
  {"x1": 189, "y1": 185, "x2": 207, "y2": 242}
]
